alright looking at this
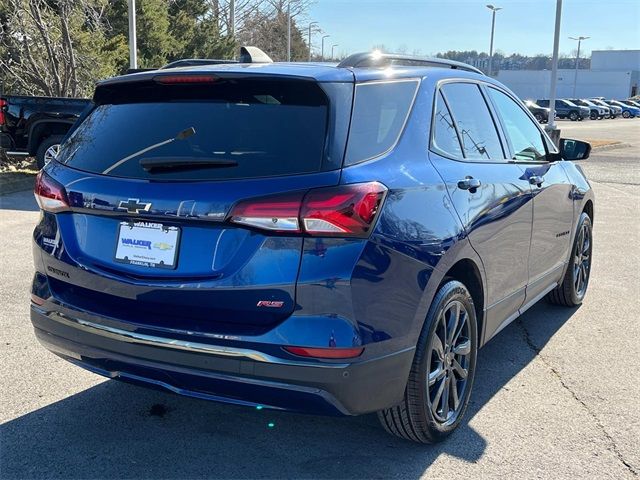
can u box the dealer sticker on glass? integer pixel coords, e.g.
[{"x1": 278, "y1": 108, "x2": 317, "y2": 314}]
[{"x1": 115, "y1": 221, "x2": 180, "y2": 269}]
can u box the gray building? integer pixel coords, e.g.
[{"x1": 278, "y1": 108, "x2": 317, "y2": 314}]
[{"x1": 496, "y1": 49, "x2": 639, "y2": 100}]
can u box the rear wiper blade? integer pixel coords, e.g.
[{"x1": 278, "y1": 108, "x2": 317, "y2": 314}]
[{"x1": 140, "y1": 157, "x2": 238, "y2": 172}]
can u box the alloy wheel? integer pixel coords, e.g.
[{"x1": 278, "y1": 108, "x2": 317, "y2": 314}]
[
  {"x1": 44, "y1": 144, "x2": 60, "y2": 165},
  {"x1": 426, "y1": 300, "x2": 471, "y2": 426},
  {"x1": 573, "y1": 222, "x2": 592, "y2": 298}
]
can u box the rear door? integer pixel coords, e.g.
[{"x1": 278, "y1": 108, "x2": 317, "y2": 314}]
[
  {"x1": 428, "y1": 81, "x2": 533, "y2": 342},
  {"x1": 38, "y1": 74, "x2": 352, "y2": 334},
  {"x1": 485, "y1": 86, "x2": 574, "y2": 308}
]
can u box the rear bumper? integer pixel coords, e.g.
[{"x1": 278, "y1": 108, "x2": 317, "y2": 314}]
[{"x1": 31, "y1": 305, "x2": 414, "y2": 416}]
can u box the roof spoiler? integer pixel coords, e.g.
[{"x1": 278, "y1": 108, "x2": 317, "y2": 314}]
[
  {"x1": 238, "y1": 46, "x2": 273, "y2": 64},
  {"x1": 338, "y1": 52, "x2": 483, "y2": 75}
]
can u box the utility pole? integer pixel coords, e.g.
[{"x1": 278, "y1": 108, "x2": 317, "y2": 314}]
[
  {"x1": 127, "y1": 0, "x2": 137, "y2": 70},
  {"x1": 546, "y1": 0, "x2": 563, "y2": 144},
  {"x1": 486, "y1": 4, "x2": 502, "y2": 76},
  {"x1": 308, "y1": 22, "x2": 318, "y2": 61},
  {"x1": 331, "y1": 44, "x2": 339, "y2": 60},
  {"x1": 321, "y1": 35, "x2": 330, "y2": 61},
  {"x1": 569, "y1": 36, "x2": 589, "y2": 98}
]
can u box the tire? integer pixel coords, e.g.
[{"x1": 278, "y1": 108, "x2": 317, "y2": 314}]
[
  {"x1": 547, "y1": 212, "x2": 593, "y2": 307},
  {"x1": 568, "y1": 111, "x2": 579, "y2": 121},
  {"x1": 534, "y1": 113, "x2": 543, "y2": 123},
  {"x1": 590, "y1": 111, "x2": 597, "y2": 120},
  {"x1": 622, "y1": 111, "x2": 631, "y2": 118},
  {"x1": 35, "y1": 135, "x2": 65, "y2": 169},
  {"x1": 378, "y1": 281, "x2": 478, "y2": 443}
]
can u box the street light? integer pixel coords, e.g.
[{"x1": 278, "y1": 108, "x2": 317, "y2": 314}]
[
  {"x1": 546, "y1": 0, "x2": 563, "y2": 140},
  {"x1": 486, "y1": 4, "x2": 502, "y2": 76},
  {"x1": 331, "y1": 44, "x2": 339, "y2": 59},
  {"x1": 321, "y1": 35, "x2": 330, "y2": 61},
  {"x1": 127, "y1": 0, "x2": 137, "y2": 69},
  {"x1": 569, "y1": 36, "x2": 590, "y2": 97},
  {"x1": 307, "y1": 21, "x2": 318, "y2": 61}
]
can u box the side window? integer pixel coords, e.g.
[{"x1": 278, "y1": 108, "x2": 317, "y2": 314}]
[
  {"x1": 344, "y1": 79, "x2": 419, "y2": 165},
  {"x1": 440, "y1": 83, "x2": 504, "y2": 161},
  {"x1": 487, "y1": 88, "x2": 547, "y2": 163},
  {"x1": 432, "y1": 91, "x2": 463, "y2": 158}
]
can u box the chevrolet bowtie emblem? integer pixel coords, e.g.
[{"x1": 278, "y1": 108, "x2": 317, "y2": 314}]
[{"x1": 118, "y1": 199, "x2": 151, "y2": 214}]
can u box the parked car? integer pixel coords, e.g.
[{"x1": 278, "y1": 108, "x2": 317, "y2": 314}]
[
  {"x1": 0, "y1": 95, "x2": 92, "y2": 168},
  {"x1": 524, "y1": 100, "x2": 551, "y2": 123},
  {"x1": 536, "y1": 99, "x2": 589, "y2": 121},
  {"x1": 30, "y1": 51, "x2": 594, "y2": 444},
  {"x1": 606, "y1": 100, "x2": 640, "y2": 118},
  {"x1": 567, "y1": 99, "x2": 607, "y2": 120},
  {"x1": 590, "y1": 98, "x2": 621, "y2": 118},
  {"x1": 619, "y1": 99, "x2": 640, "y2": 109}
]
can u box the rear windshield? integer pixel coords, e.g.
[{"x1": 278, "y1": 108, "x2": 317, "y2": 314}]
[{"x1": 57, "y1": 79, "x2": 329, "y2": 180}]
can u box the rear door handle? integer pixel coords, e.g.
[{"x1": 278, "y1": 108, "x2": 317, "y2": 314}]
[
  {"x1": 457, "y1": 177, "x2": 481, "y2": 192},
  {"x1": 529, "y1": 175, "x2": 544, "y2": 186}
]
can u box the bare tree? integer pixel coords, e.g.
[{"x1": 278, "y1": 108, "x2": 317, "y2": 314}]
[{"x1": 0, "y1": 0, "x2": 112, "y2": 97}]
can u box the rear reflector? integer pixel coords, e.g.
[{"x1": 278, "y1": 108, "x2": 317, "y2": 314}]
[
  {"x1": 34, "y1": 170, "x2": 69, "y2": 212},
  {"x1": 228, "y1": 182, "x2": 387, "y2": 238},
  {"x1": 283, "y1": 346, "x2": 364, "y2": 359},
  {"x1": 154, "y1": 75, "x2": 219, "y2": 84},
  {"x1": 30, "y1": 294, "x2": 45, "y2": 306}
]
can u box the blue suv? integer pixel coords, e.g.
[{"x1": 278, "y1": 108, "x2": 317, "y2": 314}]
[{"x1": 31, "y1": 51, "x2": 594, "y2": 443}]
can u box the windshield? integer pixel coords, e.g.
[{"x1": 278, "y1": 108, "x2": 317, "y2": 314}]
[{"x1": 57, "y1": 79, "x2": 329, "y2": 181}]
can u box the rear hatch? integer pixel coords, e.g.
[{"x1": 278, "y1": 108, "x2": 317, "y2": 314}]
[{"x1": 35, "y1": 70, "x2": 355, "y2": 334}]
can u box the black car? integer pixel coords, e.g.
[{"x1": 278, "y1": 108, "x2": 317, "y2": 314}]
[
  {"x1": 0, "y1": 95, "x2": 91, "y2": 168},
  {"x1": 524, "y1": 100, "x2": 551, "y2": 123},
  {"x1": 536, "y1": 99, "x2": 590, "y2": 121}
]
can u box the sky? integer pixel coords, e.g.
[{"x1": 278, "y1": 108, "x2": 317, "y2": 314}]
[{"x1": 306, "y1": 0, "x2": 640, "y2": 58}]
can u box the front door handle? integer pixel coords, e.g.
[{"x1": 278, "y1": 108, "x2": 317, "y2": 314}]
[
  {"x1": 457, "y1": 177, "x2": 481, "y2": 192},
  {"x1": 529, "y1": 175, "x2": 544, "y2": 187}
]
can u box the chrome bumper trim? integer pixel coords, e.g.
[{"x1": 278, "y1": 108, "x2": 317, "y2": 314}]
[{"x1": 37, "y1": 308, "x2": 350, "y2": 368}]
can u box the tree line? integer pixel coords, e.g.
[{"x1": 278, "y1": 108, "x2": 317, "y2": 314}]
[{"x1": 0, "y1": 0, "x2": 315, "y2": 98}]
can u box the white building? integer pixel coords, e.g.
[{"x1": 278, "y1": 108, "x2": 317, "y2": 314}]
[{"x1": 496, "y1": 49, "x2": 639, "y2": 100}]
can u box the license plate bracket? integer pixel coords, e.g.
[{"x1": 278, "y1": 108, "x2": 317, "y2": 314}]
[{"x1": 114, "y1": 221, "x2": 180, "y2": 269}]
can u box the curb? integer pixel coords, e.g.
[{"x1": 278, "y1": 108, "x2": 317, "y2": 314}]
[
  {"x1": 591, "y1": 142, "x2": 632, "y2": 152},
  {"x1": 0, "y1": 174, "x2": 36, "y2": 196}
]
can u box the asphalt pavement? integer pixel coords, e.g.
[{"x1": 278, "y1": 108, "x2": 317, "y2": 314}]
[{"x1": 1, "y1": 119, "x2": 639, "y2": 479}]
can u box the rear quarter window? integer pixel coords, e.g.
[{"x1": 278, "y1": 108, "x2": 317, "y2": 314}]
[{"x1": 344, "y1": 79, "x2": 419, "y2": 165}]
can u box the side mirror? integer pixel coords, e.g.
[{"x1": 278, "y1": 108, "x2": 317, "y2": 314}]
[{"x1": 559, "y1": 138, "x2": 591, "y2": 161}]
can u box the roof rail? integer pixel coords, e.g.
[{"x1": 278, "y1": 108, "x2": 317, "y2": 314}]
[{"x1": 337, "y1": 52, "x2": 483, "y2": 75}]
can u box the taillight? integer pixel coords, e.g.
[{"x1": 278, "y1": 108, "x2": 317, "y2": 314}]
[
  {"x1": 34, "y1": 171, "x2": 69, "y2": 212},
  {"x1": 0, "y1": 99, "x2": 6, "y2": 125},
  {"x1": 300, "y1": 182, "x2": 386, "y2": 236},
  {"x1": 283, "y1": 346, "x2": 364, "y2": 359},
  {"x1": 229, "y1": 192, "x2": 304, "y2": 232},
  {"x1": 228, "y1": 182, "x2": 387, "y2": 238}
]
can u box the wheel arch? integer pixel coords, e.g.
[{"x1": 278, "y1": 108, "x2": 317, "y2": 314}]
[
  {"x1": 27, "y1": 119, "x2": 74, "y2": 155},
  {"x1": 439, "y1": 258, "x2": 485, "y2": 347}
]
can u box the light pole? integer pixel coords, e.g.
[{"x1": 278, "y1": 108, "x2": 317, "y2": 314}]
[
  {"x1": 321, "y1": 35, "x2": 330, "y2": 61},
  {"x1": 546, "y1": 0, "x2": 563, "y2": 141},
  {"x1": 127, "y1": 0, "x2": 137, "y2": 69},
  {"x1": 569, "y1": 36, "x2": 589, "y2": 97},
  {"x1": 331, "y1": 44, "x2": 339, "y2": 60},
  {"x1": 486, "y1": 5, "x2": 502, "y2": 76},
  {"x1": 307, "y1": 22, "x2": 318, "y2": 61}
]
